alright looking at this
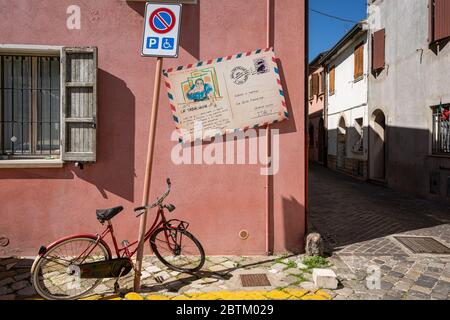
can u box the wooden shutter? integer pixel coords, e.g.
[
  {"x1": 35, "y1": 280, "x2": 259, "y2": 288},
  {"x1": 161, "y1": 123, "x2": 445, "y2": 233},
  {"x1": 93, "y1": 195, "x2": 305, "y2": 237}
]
[
  {"x1": 308, "y1": 76, "x2": 312, "y2": 99},
  {"x1": 429, "y1": 0, "x2": 435, "y2": 43},
  {"x1": 312, "y1": 73, "x2": 319, "y2": 97},
  {"x1": 354, "y1": 43, "x2": 364, "y2": 79},
  {"x1": 434, "y1": 0, "x2": 450, "y2": 42},
  {"x1": 329, "y1": 66, "x2": 335, "y2": 95},
  {"x1": 61, "y1": 47, "x2": 97, "y2": 162},
  {"x1": 372, "y1": 29, "x2": 385, "y2": 72}
]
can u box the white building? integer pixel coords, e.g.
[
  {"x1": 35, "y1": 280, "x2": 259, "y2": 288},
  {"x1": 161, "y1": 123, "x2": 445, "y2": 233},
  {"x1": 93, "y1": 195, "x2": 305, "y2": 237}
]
[
  {"x1": 368, "y1": 0, "x2": 450, "y2": 201},
  {"x1": 321, "y1": 23, "x2": 369, "y2": 179}
]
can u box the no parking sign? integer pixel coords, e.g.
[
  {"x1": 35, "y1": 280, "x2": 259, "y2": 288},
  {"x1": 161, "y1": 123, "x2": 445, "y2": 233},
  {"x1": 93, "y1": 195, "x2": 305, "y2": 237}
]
[{"x1": 142, "y1": 3, "x2": 182, "y2": 58}]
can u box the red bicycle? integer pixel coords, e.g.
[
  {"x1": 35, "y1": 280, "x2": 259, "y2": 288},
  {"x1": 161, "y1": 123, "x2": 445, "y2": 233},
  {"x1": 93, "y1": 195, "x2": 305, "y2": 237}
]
[{"x1": 31, "y1": 179, "x2": 205, "y2": 300}]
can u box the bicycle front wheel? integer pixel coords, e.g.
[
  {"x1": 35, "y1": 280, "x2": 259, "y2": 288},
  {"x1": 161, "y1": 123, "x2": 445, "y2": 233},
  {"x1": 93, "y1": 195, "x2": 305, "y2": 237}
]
[
  {"x1": 150, "y1": 228, "x2": 205, "y2": 273},
  {"x1": 32, "y1": 237, "x2": 110, "y2": 300}
]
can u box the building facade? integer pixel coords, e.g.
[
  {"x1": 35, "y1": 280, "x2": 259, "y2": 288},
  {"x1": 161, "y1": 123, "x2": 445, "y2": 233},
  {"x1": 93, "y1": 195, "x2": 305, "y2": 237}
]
[
  {"x1": 0, "y1": 0, "x2": 307, "y2": 256},
  {"x1": 308, "y1": 52, "x2": 327, "y2": 164},
  {"x1": 322, "y1": 23, "x2": 369, "y2": 179},
  {"x1": 368, "y1": 0, "x2": 450, "y2": 201}
]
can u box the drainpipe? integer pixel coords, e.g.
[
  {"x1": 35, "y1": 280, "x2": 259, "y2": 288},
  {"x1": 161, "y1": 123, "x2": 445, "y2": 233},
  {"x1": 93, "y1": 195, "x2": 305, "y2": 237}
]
[
  {"x1": 265, "y1": 0, "x2": 273, "y2": 256},
  {"x1": 304, "y1": 0, "x2": 310, "y2": 241}
]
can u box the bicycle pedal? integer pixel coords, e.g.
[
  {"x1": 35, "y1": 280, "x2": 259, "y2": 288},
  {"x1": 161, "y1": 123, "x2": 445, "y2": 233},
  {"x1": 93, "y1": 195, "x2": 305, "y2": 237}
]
[{"x1": 154, "y1": 276, "x2": 164, "y2": 283}]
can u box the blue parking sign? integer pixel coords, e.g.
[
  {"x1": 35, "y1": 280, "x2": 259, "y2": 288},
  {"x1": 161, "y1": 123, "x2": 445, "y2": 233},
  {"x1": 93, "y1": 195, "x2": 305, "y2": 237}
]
[
  {"x1": 147, "y1": 37, "x2": 159, "y2": 49},
  {"x1": 161, "y1": 38, "x2": 175, "y2": 50}
]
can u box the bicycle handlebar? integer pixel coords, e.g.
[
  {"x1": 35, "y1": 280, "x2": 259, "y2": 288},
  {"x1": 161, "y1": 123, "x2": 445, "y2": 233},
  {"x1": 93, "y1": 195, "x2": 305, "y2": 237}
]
[{"x1": 134, "y1": 178, "x2": 171, "y2": 216}]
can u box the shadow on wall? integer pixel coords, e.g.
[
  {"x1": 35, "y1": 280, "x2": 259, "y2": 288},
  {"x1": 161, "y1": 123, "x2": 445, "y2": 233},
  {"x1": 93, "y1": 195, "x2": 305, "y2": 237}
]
[
  {"x1": 74, "y1": 69, "x2": 136, "y2": 202},
  {"x1": 125, "y1": 0, "x2": 201, "y2": 60},
  {"x1": 281, "y1": 196, "x2": 305, "y2": 254}
]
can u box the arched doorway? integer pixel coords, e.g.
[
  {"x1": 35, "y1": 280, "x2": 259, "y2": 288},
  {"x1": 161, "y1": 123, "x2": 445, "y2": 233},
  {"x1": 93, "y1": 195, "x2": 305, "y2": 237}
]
[
  {"x1": 318, "y1": 118, "x2": 325, "y2": 164},
  {"x1": 370, "y1": 109, "x2": 386, "y2": 181},
  {"x1": 337, "y1": 117, "x2": 347, "y2": 169}
]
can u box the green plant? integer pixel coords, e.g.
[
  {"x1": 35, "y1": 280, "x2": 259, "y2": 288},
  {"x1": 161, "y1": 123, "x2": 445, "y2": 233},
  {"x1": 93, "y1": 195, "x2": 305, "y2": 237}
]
[
  {"x1": 283, "y1": 260, "x2": 297, "y2": 271},
  {"x1": 290, "y1": 273, "x2": 307, "y2": 283},
  {"x1": 302, "y1": 256, "x2": 331, "y2": 270}
]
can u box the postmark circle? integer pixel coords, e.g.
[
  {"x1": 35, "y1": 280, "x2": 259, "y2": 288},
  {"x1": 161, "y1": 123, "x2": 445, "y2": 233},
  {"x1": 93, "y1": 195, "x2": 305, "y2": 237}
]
[{"x1": 231, "y1": 66, "x2": 249, "y2": 85}]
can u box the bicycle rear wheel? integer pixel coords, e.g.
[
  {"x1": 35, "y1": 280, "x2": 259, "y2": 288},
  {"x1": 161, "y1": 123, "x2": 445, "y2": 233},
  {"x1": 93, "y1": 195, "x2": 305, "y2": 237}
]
[
  {"x1": 150, "y1": 228, "x2": 205, "y2": 273},
  {"x1": 32, "y1": 237, "x2": 110, "y2": 300}
]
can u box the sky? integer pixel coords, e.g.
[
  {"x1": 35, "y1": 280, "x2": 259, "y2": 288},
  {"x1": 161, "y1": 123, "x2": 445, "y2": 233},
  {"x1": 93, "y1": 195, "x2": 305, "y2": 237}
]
[{"x1": 309, "y1": 0, "x2": 368, "y2": 62}]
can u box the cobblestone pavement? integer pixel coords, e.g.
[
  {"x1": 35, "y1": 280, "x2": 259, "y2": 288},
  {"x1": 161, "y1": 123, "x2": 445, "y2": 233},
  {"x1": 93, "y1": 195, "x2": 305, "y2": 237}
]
[
  {"x1": 0, "y1": 255, "x2": 335, "y2": 300},
  {"x1": 309, "y1": 163, "x2": 450, "y2": 300}
]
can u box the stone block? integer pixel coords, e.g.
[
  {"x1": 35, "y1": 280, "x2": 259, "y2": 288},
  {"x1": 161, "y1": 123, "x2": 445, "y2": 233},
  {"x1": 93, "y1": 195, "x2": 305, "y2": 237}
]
[{"x1": 312, "y1": 268, "x2": 338, "y2": 289}]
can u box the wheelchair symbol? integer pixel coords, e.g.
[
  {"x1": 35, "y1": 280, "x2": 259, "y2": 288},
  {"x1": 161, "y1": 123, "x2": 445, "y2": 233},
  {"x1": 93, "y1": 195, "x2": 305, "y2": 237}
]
[{"x1": 162, "y1": 38, "x2": 175, "y2": 50}]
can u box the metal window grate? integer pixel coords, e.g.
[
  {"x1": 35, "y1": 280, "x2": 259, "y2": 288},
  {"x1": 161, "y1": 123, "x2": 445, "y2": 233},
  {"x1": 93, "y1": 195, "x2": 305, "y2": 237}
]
[
  {"x1": 240, "y1": 274, "x2": 271, "y2": 287},
  {"x1": 0, "y1": 55, "x2": 60, "y2": 158},
  {"x1": 394, "y1": 236, "x2": 450, "y2": 254},
  {"x1": 432, "y1": 104, "x2": 450, "y2": 155}
]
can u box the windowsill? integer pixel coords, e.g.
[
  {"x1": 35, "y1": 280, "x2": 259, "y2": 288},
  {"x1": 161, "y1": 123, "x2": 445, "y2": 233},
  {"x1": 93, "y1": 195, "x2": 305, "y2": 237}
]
[
  {"x1": 427, "y1": 154, "x2": 450, "y2": 159},
  {"x1": 0, "y1": 159, "x2": 64, "y2": 169},
  {"x1": 353, "y1": 75, "x2": 364, "y2": 83}
]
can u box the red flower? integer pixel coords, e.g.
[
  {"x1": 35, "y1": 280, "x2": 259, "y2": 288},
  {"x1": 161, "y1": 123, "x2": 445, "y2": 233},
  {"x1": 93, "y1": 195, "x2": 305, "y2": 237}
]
[{"x1": 442, "y1": 108, "x2": 450, "y2": 121}]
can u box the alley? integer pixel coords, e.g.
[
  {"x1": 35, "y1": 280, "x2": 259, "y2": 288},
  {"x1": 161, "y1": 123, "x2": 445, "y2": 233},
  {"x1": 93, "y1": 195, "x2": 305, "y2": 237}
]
[{"x1": 309, "y1": 163, "x2": 450, "y2": 300}]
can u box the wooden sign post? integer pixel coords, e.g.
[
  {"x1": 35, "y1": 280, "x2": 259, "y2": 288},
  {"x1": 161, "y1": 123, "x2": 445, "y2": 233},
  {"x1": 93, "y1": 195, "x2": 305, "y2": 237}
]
[
  {"x1": 134, "y1": 2, "x2": 182, "y2": 291},
  {"x1": 133, "y1": 57, "x2": 163, "y2": 291}
]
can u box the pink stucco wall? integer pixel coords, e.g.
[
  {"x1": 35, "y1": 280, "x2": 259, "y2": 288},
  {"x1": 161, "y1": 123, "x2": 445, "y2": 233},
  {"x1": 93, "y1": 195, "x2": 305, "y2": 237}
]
[{"x1": 0, "y1": 0, "x2": 306, "y2": 256}]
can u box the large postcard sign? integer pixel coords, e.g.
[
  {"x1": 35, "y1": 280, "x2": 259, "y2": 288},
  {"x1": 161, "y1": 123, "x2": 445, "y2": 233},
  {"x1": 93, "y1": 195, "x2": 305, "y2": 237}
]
[{"x1": 163, "y1": 48, "x2": 288, "y2": 143}]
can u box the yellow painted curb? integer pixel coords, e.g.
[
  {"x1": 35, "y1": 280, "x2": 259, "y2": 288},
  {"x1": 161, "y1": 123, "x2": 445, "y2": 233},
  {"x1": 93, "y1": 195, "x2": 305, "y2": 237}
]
[
  {"x1": 264, "y1": 290, "x2": 291, "y2": 300},
  {"x1": 283, "y1": 289, "x2": 308, "y2": 299},
  {"x1": 79, "y1": 294, "x2": 103, "y2": 300},
  {"x1": 315, "y1": 290, "x2": 332, "y2": 300},
  {"x1": 125, "y1": 292, "x2": 144, "y2": 300},
  {"x1": 146, "y1": 294, "x2": 171, "y2": 300},
  {"x1": 300, "y1": 294, "x2": 328, "y2": 300}
]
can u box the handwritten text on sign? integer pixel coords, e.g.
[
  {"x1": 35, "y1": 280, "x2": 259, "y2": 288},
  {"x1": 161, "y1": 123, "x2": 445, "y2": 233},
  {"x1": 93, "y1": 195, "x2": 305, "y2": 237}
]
[{"x1": 163, "y1": 48, "x2": 289, "y2": 142}]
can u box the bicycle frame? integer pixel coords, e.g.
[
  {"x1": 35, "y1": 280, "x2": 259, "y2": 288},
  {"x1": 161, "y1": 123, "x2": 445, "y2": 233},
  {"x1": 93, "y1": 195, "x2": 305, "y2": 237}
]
[{"x1": 104, "y1": 207, "x2": 168, "y2": 259}]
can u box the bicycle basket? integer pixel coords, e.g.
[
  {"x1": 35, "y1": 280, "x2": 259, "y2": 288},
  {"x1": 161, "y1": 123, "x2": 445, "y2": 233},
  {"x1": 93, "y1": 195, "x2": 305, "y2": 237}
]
[{"x1": 166, "y1": 219, "x2": 189, "y2": 231}]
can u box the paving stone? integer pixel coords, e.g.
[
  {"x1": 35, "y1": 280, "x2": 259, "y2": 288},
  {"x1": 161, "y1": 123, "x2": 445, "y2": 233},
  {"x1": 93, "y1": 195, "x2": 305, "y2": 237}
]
[
  {"x1": 388, "y1": 271, "x2": 404, "y2": 279},
  {"x1": 222, "y1": 261, "x2": 238, "y2": 269},
  {"x1": 0, "y1": 278, "x2": 14, "y2": 287},
  {"x1": 145, "y1": 265, "x2": 162, "y2": 273},
  {"x1": 416, "y1": 275, "x2": 438, "y2": 288},
  {"x1": 16, "y1": 286, "x2": 36, "y2": 296},
  {"x1": 432, "y1": 281, "x2": 450, "y2": 296},
  {"x1": 209, "y1": 265, "x2": 226, "y2": 272},
  {"x1": 334, "y1": 287, "x2": 354, "y2": 297},
  {"x1": 11, "y1": 280, "x2": 29, "y2": 291},
  {"x1": 299, "y1": 281, "x2": 317, "y2": 290},
  {"x1": 0, "y1": 271, "x2": 16, "y2": 281},
  {"x1": 394, "y1": 280, "x2": 413, "y2": 292},
  {"x1": 0, "y1": 286, "x2": 13, "y2": 295},
  {"x1": 0, "y1": 294, "x2": 16, "y2": 300},
  {"x1": 380, "y1": 281, "x2": 394, "y2": 290},
  {"x1": 407, "y1": 290, "x2": 430, "y2": 300},
  {"x1": 269, "y1": 263, "x2": 287, "y2": 272},
  {"x1": 208, "y1": 257, "x2": 228, "y2": 264},
  {"x1": 14, "y1": 273, "x2": 31, "y2": 282},
  {"x1": 410, "y1": 285, "x2": 432, "y2": 295},
  {"x1": 430, "y1": 293, "x2": 447, "y2": 300}
]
